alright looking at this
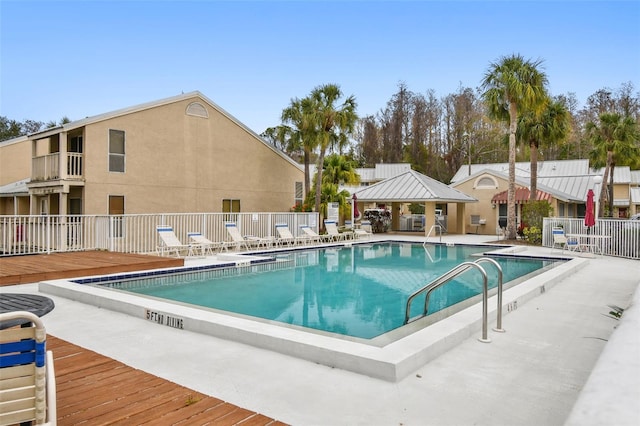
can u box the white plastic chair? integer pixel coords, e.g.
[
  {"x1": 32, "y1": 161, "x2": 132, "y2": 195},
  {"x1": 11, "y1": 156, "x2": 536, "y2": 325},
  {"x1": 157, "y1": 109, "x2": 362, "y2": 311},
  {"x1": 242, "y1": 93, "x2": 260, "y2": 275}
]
[
  {"x1": 354, "y1": 220, "x2": 373, "y2": 240},
  {"x1": 275, "y1": 224, "x2": 301, "y2": 246},
  {"x1": 324, "y1": 220, "x2": 347, "y2": 241},
  {"x1": 156, "y1": 225, "x2": 194, "y2": 257},
  {"x1": 0, "y1": 311, "x2": 57, "y2": 426},
  {"x1": 300, "y1": 225, "x2": 331, "y2": 243},
  {"x1": 225, "y1": 223, "x2": 272, "y2": 250},
  {"x1": 187, "y1": 231, "x2": 226, "y2": 255},
  {"x1": 551, "y1": 227, "x2": 567, "y2": 250}
]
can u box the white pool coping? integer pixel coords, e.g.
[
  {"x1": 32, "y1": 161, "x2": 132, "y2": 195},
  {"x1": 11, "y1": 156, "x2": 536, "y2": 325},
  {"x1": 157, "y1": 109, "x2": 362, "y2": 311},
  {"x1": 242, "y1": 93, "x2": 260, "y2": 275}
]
[{"x1": 38, "y1": 245, "x2": 585, "y2": 382}]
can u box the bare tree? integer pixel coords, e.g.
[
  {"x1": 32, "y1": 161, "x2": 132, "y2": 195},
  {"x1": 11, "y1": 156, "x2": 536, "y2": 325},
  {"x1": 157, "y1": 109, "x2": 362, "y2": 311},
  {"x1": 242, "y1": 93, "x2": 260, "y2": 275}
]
[{"x1": 359, "y1": 115, "x2": 380, "y2": 166}]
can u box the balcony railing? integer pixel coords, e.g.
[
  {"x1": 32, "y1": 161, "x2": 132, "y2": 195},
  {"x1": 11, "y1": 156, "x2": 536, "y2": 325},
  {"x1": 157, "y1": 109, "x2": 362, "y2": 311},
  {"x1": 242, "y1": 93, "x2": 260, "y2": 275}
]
[{"x1": 31, "y1": 152, "x2": 83, "y2": 181}]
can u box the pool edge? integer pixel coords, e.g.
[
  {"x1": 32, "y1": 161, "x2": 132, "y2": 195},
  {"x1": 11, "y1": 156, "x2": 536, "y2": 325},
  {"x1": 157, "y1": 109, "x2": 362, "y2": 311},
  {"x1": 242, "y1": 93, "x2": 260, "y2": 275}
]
[{"x1": 38, "y1": 255, "x2": 588, "y2": 382}]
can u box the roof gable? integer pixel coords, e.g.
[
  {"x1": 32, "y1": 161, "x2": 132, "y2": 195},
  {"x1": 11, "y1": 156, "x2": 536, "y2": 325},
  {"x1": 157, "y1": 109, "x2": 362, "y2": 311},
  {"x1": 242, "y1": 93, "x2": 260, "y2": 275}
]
[
  {"x1": 355, "y1": 170, "x2": 476, "y2": 203},
  {"x1": 451, "y1": 167, "x2": 603, "y2": 203},
  {"x1": 24, "y1": 91, "x2": 302, "y2": 170}
]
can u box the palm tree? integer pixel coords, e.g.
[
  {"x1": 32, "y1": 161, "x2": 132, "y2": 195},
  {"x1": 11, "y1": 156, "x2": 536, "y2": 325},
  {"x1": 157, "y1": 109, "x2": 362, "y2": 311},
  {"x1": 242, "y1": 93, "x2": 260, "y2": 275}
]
[
  {"x1": 281, "y1": 97, "x2": 318, "y2": 196},
  {"x1": 587, "y1": 113, "x2": 640, "y2": 217},
  {"x1": 307, "y1": 84, "x2": 358, "y2": 215},
  {"x1": 481, "y1": 54, "x2": 548, "y2": 239},
  {"x1": 322, "y1": 153, "x2": 360, "y2": 186},
  {"x1": 319, "y1": 182, "x2": 352, "y2": 221},
  {"x1": 322, "y1": 153, "x2": 360, "y2": 222},
  {"x1": 517, "y1": 97, "x2": 570, "y2": 200}
]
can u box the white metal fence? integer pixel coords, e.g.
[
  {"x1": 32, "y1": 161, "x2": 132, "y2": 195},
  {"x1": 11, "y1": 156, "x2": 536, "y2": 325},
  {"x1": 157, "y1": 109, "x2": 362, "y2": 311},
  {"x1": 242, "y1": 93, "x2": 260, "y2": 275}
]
[
  {"x1": 0, "y1": 212, "x2": 319, "y2": 256},
  {"x1": 3, "y1": 213, "x2": 637, "y2": 260},
  {"x1": 542, "y1": 217, "x2": 640, "y2": 260}
]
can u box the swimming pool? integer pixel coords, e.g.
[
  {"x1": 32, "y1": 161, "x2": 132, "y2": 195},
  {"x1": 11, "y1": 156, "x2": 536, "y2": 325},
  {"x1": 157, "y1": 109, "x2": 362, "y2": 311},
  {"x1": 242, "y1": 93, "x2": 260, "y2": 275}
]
[
  {"x1": 40, "y1": 240, "x2": 580, "y2": 381},
  {"x1": 86, "y1": 243, "x2": 560, "y2": 339}
]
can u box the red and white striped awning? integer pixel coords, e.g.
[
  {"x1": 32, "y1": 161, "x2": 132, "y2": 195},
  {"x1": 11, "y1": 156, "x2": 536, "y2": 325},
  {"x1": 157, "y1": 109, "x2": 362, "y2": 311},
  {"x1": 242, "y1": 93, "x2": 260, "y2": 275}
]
[{"x1": 491, "y1": 188, "x2": 553, "y2": 204}]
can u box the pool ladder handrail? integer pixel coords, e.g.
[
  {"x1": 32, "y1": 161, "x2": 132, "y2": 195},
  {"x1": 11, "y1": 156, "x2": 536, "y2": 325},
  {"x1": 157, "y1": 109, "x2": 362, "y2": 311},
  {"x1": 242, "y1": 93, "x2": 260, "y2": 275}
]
[
  {"x1": 424, "y1": 224, "x2": 442, "y2": 243},
  {"x1": 422, "y1": 244, "x2": 442, "y2": 263},
  {"x1": 475, "y1": 257, "x2": 505, "y2": 333},
  {"x1": 404, "y1": 257, "x2": 504, "y2": 342}
]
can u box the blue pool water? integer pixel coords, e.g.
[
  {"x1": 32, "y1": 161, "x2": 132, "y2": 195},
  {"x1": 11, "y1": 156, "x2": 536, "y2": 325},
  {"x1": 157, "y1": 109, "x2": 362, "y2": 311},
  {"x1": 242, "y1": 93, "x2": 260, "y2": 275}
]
[{"x1": 98, "y1": 243, "x2": 562, "y2": 339}]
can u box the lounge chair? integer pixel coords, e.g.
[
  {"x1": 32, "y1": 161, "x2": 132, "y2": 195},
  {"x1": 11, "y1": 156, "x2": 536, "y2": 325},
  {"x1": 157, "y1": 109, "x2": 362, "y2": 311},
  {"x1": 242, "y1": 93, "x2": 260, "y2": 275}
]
[
  {"x1": 187, "y1": 231, "x2": 227, "y2": 255},
  {"x1": 300, "y1": 224, "x2": 331, "y2": 244},
  {"x1": 354, "y1": 220, "x2": 373, "y2": 240},
  {"x1": 565, "y1": 235, "x2": 581, "y2": 252},
  {"x1": 324, "y1": 220, "x2": 352, "y2": 241},
  {"x1": 224, "y1": 223, "x2": 272, "y2": 251},
  {"x1": 0, "y1": 311, "x2": 57, "y2": 426},
  {"x1": 552, "y1": 227, "x2": 580, "y2": 252},
  {"x1": 156, "y1": 225, "x2": 195, "y2": 257},
  {"x1": 551, "y1": 227, "x2": 567, "y2": 250},
  {"x1": 224, "y1": 223, "x2": 250, "y2": 250},
  {"x1": 275, "y1": 223, "x2": 301, "y2": 246}
]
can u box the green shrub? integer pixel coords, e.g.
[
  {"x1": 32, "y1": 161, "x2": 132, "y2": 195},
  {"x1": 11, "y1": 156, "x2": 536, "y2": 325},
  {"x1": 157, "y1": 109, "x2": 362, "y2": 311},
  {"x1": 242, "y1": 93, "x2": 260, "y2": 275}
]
[
  {"x1": 521, "y1": 201, "x2": 553, "y2": 245},
  {"x1": 523, "y1": 225, "x2": 542, "y2": 244}
]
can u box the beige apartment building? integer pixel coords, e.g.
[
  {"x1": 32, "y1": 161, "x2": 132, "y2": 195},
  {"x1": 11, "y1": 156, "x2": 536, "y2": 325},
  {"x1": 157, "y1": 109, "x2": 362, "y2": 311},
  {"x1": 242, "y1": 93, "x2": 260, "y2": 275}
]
[
  {"x1": 0, "y1": 92, "x2": 304, "y2": 216},
  {"x1": 447, "y1": 160, "x2": 622, "y2": 236}
]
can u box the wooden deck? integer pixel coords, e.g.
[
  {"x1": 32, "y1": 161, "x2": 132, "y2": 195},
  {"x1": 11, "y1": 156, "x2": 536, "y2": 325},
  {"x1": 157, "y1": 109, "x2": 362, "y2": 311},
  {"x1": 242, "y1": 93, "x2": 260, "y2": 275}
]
[
  {"x1": 0, "y1": 251, "x2": 183, "y2": 286},
  {"x1": 2, "y1": 251, "x2": 286, "y2": 425},
  {"x1": 49, "y1": 336, "x2": 284, "y2": 425}
]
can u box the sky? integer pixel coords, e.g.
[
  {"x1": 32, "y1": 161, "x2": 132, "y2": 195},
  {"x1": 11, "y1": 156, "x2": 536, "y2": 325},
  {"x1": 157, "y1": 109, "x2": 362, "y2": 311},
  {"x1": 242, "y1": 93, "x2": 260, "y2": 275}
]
[{"x1": 1, "y1": 0, "x2": 639, "y2": 135}]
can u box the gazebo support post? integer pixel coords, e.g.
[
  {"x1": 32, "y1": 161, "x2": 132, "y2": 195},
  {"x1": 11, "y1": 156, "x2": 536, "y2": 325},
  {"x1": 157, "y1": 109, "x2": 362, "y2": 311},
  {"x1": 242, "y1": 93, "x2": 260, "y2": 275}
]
[
  {"x1": 456, "y1": 203, "x2": 466, "y2": 234},
  {"x1": 391, "y1": 202, "x2": 402, "y2": 231},
  {"x1": 423, "y1": 203, "x2": 436, "y2": 236}
]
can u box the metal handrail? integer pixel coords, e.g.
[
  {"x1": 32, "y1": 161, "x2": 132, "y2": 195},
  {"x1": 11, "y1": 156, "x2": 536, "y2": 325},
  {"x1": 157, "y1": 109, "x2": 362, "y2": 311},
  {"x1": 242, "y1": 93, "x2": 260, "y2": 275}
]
[
  {"x1": 422, "y1": 243, "x2": 442, "y2": 263},
  {"x1": 424, "y1": 224, "x2": 442, "y2": 243},
  {"x1": 474, "y1": 257, "x2": 504, "y2": 332},
  {"x1": 404, "y1": 258, "x2": 502, "y2": 343}
]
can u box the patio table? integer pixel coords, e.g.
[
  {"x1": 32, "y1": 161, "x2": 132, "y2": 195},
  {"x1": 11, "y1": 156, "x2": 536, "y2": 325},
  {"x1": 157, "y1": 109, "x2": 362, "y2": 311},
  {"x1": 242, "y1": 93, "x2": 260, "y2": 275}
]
[
  {"x1": 566, "y1": 234, "x2": 611, "y2": 255},
  {"x1": 0, "y1": 293, "x2": 55, "y2": 329}
]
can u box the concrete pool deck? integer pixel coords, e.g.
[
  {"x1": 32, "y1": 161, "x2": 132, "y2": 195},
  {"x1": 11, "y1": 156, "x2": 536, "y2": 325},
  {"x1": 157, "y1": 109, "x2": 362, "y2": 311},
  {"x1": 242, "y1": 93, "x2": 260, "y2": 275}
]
[{"x1": 4, "y1": 234, "x2": 639, "y2": 425}]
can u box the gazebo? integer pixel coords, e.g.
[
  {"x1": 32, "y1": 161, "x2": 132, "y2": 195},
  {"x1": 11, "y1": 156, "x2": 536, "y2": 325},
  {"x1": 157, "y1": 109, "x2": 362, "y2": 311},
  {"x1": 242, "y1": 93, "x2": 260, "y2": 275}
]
[{"x1": 353, "y1": 170, "x2": 477, "y2": 235}]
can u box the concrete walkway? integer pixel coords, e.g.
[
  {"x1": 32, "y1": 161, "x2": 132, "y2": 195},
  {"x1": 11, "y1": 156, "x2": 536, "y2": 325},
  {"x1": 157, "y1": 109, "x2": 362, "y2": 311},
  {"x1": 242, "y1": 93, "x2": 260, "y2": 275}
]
[{"x1": 4, "y1": 236, "x2": 639, "y2": 425}]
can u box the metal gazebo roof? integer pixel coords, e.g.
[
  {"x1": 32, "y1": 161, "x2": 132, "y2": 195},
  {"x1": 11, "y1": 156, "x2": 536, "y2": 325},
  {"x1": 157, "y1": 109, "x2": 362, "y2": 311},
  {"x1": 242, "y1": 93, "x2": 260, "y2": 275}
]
[{"x1": 353, "y1": 170, "x2": 477, "y2": 203}]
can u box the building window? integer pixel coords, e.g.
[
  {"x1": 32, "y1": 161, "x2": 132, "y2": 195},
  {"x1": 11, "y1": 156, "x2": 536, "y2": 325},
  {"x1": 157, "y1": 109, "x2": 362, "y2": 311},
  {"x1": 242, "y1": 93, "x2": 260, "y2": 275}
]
[
  {"x1": 474, "y1": 175, "x2": 498, "y2": 189},
  {"x1": 498, "y1": 204, "x2": 507, "y2": 229},
  {"x1": 109, "y1": 130, "x2": 125, "y2": 172},
  {"x1": 185, "y1": 102, "x2": 209, "y2": 118},
  {"x1": 69, "y1": 135, "x2": 83, "y2": 153},
  {"x1": 69, "y1": 198, "x2": 82, "y2": 215},
  {"x1": 223, "y1": 199, "x2": 241, "y2": 213},
  {"x1": 294, "y1": 182, "x2": 304, "y2": 206},
  {"x1": 39, "y1": 198, "x2": 48, "y2": 215},
  {"x1": 109, "y1": 195, "x2": 125, "y2": 238}
]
